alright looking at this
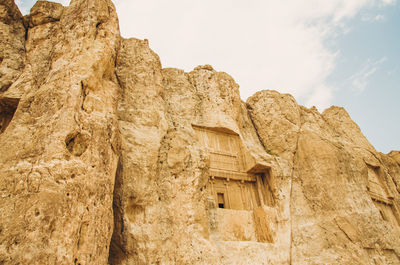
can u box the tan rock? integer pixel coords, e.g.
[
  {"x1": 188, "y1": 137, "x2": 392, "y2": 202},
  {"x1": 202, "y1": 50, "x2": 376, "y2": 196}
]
[
  {"x1": 27, "y1": 1, "x2": 64, "y2": 27},
  {"x1": 1, "y1": 1, "x2": 399, "y2": 264},
  {"x1": 0, "y1": 0, "x2": 25, "y2": 92},
  {"x1": 388, "y1": 151, "x2": 400, "y2": 165},
  {"x1": 0, "y1": 0, "x2": 120, "y2": 264},
  {"x1": 381, "y1": 151, "x2": 400, "y2": 195},
  {"x1": 247, "y1": 90, "x2": 400, "y2": 264},
  {"x1": 247, "y1": 90, "x2": 301, "y2": 162}
]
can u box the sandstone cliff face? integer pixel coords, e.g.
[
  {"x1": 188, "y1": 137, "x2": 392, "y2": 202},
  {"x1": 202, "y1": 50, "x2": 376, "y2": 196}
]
[
  {"x1": 0, "y1": 0, "x2": 25, "y2": 93},
  {"x1": 1, "y1": 1, "x2": 399, "y2": 265},
  {"x1": 248, "y1": 92, "x2": 400, "y2": 264},
  {"x1": 0, "y1": 0, "x2": 121, "y2": 264}
]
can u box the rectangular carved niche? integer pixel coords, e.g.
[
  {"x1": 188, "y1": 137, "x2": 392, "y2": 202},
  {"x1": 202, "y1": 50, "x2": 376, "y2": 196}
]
[
  {"x1": 194, "y1": 125, "x2": 275, "y2": 243},
  {"x1": 209, "y1": 177, "x2": 261, "y2": 211},
  {"x1": 367, "y1": 164, "x2": 400, "y2": 226},
  {"x1": 0, "y1": 97, "x2": 19, "y2": 134}
]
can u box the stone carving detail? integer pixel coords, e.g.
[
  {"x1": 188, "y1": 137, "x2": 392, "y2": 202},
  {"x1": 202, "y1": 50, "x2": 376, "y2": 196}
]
[
  {"x1": 194, "y1": 126, "x2": 246, "y2": 173},
  {"x1": 367, "y1": 164, "x2": 400, "y2": 226},
  {"x1": 209, "y1": 177, "x2": 260, "y2": 210},
  {"x1": 194, "y1": 125, "x2": 273, "y2": 210}
]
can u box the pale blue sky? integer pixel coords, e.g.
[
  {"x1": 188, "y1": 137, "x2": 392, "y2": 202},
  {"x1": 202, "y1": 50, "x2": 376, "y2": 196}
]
[
  {"x1": 327, "y1": 3, "x2": 400, "y2": 154},
  {"x1": 16, "y1": 0, "x2": 399, "y2": 153}
]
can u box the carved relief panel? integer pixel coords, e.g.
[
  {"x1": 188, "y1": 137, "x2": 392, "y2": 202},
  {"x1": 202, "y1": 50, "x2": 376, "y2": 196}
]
[
  {"x1": 194, "y1": 125, "x2": 272, "y2": 211},
  {"x1": 194, "y1": 125, "x2": 275, "y2": 243},
  {"x1": 366, "y1": 165, "x2": 399, "y2": 226},
  {"x1": 194, "y1": 126, "x2": 246, "y2": 173},
  {"x1": 367, "y1": 166, "x2": 390, "y2": 201},
  {"x1": 208, "y1": 177, "x2": 260, "y2": 211}
]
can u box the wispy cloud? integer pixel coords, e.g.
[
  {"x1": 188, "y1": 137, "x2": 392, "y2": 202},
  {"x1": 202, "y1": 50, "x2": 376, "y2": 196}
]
[
  {"x1": 350, "y1": 57, "x2": 387, "y2": 92},
  {"x1": 362, "y1": 13, "x2": 385, "y2": 22},
  {"x1": 381, "y1": 0, "x2": 396, "y2": 6}
]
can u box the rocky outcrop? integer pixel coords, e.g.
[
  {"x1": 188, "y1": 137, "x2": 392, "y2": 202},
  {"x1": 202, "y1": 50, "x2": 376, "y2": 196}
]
[
  {"x1": 0, "y1": 0, "x2": 120, "y2": 264},
  {"x1": 0, "y1": 0, "x2": 25, "y2": 92},
  {"x1": 248, "y1": 92, "x2": 400, "y2": 264},
  {"x1": 1, "y1": 1, "x2": 399, "y2": 265}
]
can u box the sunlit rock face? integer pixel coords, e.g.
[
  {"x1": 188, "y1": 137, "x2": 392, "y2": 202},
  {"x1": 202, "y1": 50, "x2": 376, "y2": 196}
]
[
  {"x1": 1, "y1": 1, "x2": 399, "y2": 264},
  {"x1": 0, "y1": 0, "x2": 121, "y2": 264},
  {"x1": 0, "y1": 0, "x2": 25, "y2": 93}
]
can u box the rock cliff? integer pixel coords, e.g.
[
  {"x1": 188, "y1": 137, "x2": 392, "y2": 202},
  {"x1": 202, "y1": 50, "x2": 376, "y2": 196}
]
[{"x1": 1, "y1": 1, "x2": 399, "y2": 264}]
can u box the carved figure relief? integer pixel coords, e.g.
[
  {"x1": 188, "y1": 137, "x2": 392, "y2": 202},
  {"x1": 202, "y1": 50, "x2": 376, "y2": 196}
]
[{"x1": 366, "y1": 165, "x2": 400, "y2": 226}]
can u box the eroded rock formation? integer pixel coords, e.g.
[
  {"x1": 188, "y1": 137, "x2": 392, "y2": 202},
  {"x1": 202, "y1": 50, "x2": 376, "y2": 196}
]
[{"x1": 0, "y1": 1, "x2": 399, "y2": 264}]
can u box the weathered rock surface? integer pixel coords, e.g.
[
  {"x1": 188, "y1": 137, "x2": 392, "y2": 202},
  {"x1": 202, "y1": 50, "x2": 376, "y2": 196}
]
[
  {"x1": 1, "y1": 1, "x2": 399, "y2": 265},
  {"x1": 0, "y1": 0, "x2": 25, "y2": 92},
  {"x1": 248, "y1": 92, "x2": 400, "y2": 264},
  {"x1": 0, "y1": 0, "x2": 120, "y2": 264}
]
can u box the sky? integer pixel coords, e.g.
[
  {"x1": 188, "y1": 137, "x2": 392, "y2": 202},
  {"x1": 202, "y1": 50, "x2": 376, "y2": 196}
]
[{"x1": 16, "y1": 0, "x2": 399, "y2": 153}]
